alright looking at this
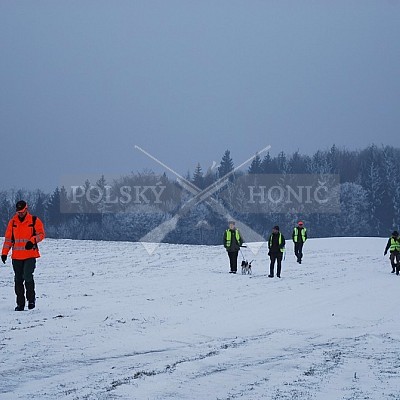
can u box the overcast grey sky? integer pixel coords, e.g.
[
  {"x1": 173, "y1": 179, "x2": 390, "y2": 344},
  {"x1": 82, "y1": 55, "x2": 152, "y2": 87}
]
[{"x1": 1, "y1": 1, "x2": 399, "y2": 191}]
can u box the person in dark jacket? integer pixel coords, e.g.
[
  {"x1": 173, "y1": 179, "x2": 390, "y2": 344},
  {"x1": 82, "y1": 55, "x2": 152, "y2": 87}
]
[
  {"x1": 223, "y1": 220, "x2": 243, "y2": 274},
  {"x1": 268, "y1": 225, "x2": 285, "y2": 278},
  {"x1": 384, "y1": 231, "x2": 400, "y2": 275},
  {"x1": 292, "y1": 221, "x2": 307, "y2": 264}
]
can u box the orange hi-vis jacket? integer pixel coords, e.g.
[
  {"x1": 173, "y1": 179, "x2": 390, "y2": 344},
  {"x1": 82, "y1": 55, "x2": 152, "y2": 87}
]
[{"x1": 2, "y1": 213, "x2": 45, "y2": 260}]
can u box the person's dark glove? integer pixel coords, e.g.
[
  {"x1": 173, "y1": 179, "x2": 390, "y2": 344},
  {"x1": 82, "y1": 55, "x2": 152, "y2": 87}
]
[
  {"x1": 1, "y1": 255, "x2": 7, "y2": 264},
  {"x1": 268, "y1": 251, "x2": 271, "y2": 256},
  {"x1": 25, "y1": 241, "x2": 34, "y2": 250}
]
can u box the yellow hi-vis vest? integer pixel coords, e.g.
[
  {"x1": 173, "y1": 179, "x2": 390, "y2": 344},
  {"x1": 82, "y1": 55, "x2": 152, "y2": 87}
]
[
  {"x1": 293, "y1": 227, "x2": 307, "y2": 242},
  {"x1": 390, "y1": 238, "x2": 400, "y2": 252},
  {"x1": 269, "y1": 232, "x2": 285, "y2": 252},
  {"x1": 225, "y1": 229, "x2": 241, "y2": 248}
]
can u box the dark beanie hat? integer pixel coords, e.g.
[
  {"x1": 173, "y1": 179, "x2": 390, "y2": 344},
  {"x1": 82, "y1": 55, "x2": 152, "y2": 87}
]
[
  {"x1": 16, "y1": 200, "x2": 27, "y2": 211},
  {"x1": 392, "y1": 231, "x2": 399, "y2": 237},
  {"x1": 273, "y1": 225, "x2": 280, "y2": 231}
]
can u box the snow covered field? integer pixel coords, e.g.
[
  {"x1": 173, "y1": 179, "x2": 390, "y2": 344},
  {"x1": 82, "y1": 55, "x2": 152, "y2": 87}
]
[{"x1": 0, "y1": 237, "x2": 399, "y2": 400}]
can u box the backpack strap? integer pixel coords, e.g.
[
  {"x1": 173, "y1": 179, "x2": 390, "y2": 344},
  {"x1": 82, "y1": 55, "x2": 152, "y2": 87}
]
[
  {"x1": 31, "y1": 216, "x2": 38, "y2": 250},
  {"x1": 11, "y1": 221, "x2": 16, "y2": 244},
  {"x1": 32, "y1": 215, "x2": 37, "y2": 237}
]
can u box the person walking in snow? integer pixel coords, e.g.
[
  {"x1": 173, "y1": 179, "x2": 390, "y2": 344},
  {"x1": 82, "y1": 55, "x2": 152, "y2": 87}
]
[
  {"x1": 292, "y1": 221, "x2": 307, "y2": 264},
  {"x1": 223, "y1": 220, "x2": 243, "y2": 274},
  {"x1": 268, "y1": 226, "x2": 285, "y2": 278},
  {"x1": 384, "y1": 230, "x2": 400, "y2": 275},
  {"x1": 1, "y1": 201, "x2": 45, "y2": 311}
]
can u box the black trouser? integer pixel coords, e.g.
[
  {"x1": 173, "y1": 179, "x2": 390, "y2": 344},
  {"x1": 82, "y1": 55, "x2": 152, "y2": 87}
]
[
  {"x1": 228, "y1": 251, "x2": 238, "y2": 272},
  {"x1": 294, "y1": 242, "x2": 304, "y2": 261},
  {"x1": 270, "y1": 252, "x2": 283, "y2": 277},
  {"x1": 12, "y1": 258, "x2": 36, "y2": 307},
  {"x1": 390, "y1": 252, "x2": 400, "y2": 274}
]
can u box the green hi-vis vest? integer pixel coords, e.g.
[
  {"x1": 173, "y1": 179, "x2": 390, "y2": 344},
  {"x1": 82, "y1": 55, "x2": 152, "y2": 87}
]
[
  {"x1": 225, "y1": 229, "x2": 241, "y2": 248},
  {"x1": 293, "y1": 227, "x2": 307, "y2": 242},
  {"x1": 390, "y1": 238, "x2": 400, "y2": 252},
  {"x1": 269, "y1": 232, "x2": 285, "y2": 252}
]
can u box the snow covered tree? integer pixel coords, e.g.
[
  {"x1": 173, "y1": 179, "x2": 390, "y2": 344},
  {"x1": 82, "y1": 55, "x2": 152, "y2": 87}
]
[
  {"x1": 0, "y1": 192, "x2": 12, "y2": 233},
  {"x1": 307, "y1": 150, "x2": 330, "y2": 174},
  {"x1": 359, "y1": 145, "x2": 386, "y2": 234},
  {"x1": 192, "y1": 163, "x2": 204, "y2": 189},
  {"x1": 47, "y1": 187, "x2": 70, "y2": 229},
  {"x1": 248, "y1": 153, "x2": 262, "y2": 174},
  {"x1": 338, "y1": 182, "x2": 370, "y2": 236},
  {"x1": 218, "y1": 150, "x2": 234, "y2": 180},
  {"x1": 382, "y1": 146, "x2": 400, "y2": 229},
  {"x1": 47, "y1": 187, "x2": 61, "y2": 226},
  {"x1": 288, "y1": 151, "x2": 309, "y2": 173},
  {"x1": 261, "y1": 152, "x2": 273, "y2": 173},
  {"x1": 31, "y1": 191, "x2": 46, "y2": 220},
  {"x1": 276, "y1": 151, "x2": 288, "y2": 174}
]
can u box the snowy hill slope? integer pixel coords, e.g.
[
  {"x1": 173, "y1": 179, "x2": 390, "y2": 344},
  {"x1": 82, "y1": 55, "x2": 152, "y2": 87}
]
[{"x1": 0, "y1": 237, "x2": 399, "y2": 400}]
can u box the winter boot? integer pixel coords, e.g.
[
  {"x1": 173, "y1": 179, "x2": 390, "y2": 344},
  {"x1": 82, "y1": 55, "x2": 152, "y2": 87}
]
[
  {"x1": 396, "y1": 264, "x2": 400, "y2": 275},
  {"x1": 15, "y1": 305, "x2": 24, "y2": 311},
  {"x1": 25, "y1": 280, "x2": 35, "y2": 305},
  {"x1": 15, "y1": 280, "x2": 25, "y2": 310}
]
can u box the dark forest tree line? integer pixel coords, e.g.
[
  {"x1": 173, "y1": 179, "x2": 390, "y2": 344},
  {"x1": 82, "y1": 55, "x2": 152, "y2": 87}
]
[{"x1": 0, "y1": 145, "x2": 399, "y2": 244}]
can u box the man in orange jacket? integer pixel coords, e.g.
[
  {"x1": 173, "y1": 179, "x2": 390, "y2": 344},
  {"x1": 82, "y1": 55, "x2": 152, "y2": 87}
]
[{"x1": 1, "y1": 200, "x2": 45, "y2": 311}]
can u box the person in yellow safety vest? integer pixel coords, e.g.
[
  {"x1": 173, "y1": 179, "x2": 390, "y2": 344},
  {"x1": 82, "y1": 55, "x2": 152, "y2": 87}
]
[
  {"x1": 384, "y1": 230, "x2": 400, "y2": 275},
  {"x1": 268, "y1": 225, "x2": 285, "y2": 278},
  {"x1": 292, "y1": 221, "x2": 307, "y2": 264},
  {"x1": 223, "y1": 220, "x2": 243, "y2": 274}
]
